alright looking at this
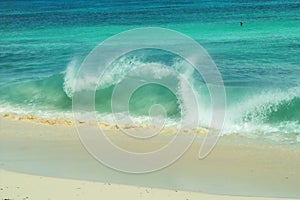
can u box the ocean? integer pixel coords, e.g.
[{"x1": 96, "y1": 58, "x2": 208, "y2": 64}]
[{"x1": 0, "y1": 0, "x2": 299, "y2": 143}]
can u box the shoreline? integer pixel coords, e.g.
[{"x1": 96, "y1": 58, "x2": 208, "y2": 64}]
[
  {"x1": 2, "y1": 112, "x2": 299, "y2": 143},
  {"x1": 1, "y1": 116, "x2": 300, "y2": 199}
]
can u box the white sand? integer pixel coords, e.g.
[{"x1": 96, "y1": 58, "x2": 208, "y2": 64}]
[
  {"x1": 0, "y1": 169, "x2": 296, "y2": 200},
  {"x1": 1, "y1": 116, "x2": 300, "y2": 199}
]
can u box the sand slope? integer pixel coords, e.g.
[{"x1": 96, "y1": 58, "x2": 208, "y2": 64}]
[{"x1": 1, "y1": 117, "x2": 300, "y2": 199}]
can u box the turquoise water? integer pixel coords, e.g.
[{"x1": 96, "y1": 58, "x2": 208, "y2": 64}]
[{"x1": 0, "y1": 0, "x2": 299, "y2": 142}]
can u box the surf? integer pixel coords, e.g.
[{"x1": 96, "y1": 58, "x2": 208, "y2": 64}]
[{"x1": 0, "y1": 53, "x2": 299, "y2": 144}]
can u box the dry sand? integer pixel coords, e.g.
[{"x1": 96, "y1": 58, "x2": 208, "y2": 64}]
[{"x1": 0, "y1": 169, "x2": 296, "y2": 200}]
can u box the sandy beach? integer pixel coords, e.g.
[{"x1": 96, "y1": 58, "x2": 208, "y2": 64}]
[
  {"x1": 1, "y1": 116, "x2": 300, "y2": 199},
  {"x1": 0, "y1": 168, "x2": 297, "y2": 200}
]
